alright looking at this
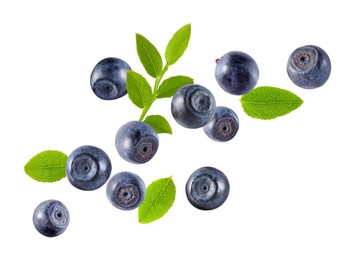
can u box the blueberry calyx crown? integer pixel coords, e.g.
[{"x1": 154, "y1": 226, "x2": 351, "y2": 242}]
[
  {"x1": 292, "y1": 47, "x2": 317, "y2": 71},
  {"x1": 48, "y1": 202, "x2": 69, "y2": 228},
  {"x1": 190, "y1": 89, "x2": 214, "y2": 114},
  {"x1": 71, "y1": 154, "x2": 98, "y2": 182}
]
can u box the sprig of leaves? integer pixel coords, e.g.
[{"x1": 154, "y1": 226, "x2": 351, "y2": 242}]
[
  {"x1": 240, "y1": 86, "x2": 303, "y2": 120},
  {"x1": 127, "y1": 24, "x2": 193, "y2": 134}
]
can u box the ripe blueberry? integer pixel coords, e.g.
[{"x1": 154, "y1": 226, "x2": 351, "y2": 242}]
[
  {"x1": 33, "y1": 199, "x2": 70, "y2": 237},
  {"x1": 66, "y1": 145, "x2": 112, "y2": 191},
  {"x1": 203, "y1": 106, "x2": 239, "y2": 142},
  {"x1": 215, "y1": 51, "x2": 259, "y2": 95},
  {"x1": 186, "y1": 166, "x2": 230, "y2": 210},
  {"x1": 90, "y1": 57, "x2": 131, "y2": 100},
  {"x1": 106, "y1": 172, "x2": 146, "y2": 210},
  {"x1": 171, "y1": 84, "x2": 216, "y2": 129},
  {"x1": 287, "y1": 45, "x2": 331, "y2": 89},
  {"x1": 115, "y1": 121, "x2": 159, "y2": 164}
]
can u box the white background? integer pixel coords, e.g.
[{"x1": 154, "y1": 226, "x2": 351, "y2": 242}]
[{"x1": 1, "y1": 0, "x2": 354, "y2": 259}]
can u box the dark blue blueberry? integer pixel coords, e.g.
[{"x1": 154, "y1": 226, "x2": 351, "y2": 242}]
[
  {"x1": 287, "y1": 45, "x2": 331, "y2": 89},
  {"x1": 33, "y1": 199, "x2": 70, "y2": 237},
  {"x1": 115, "y1": 121, "x2": 159, "y2": 164},
  {"x1": 203, "y1": 106, "x2": 239, "y2": 142},
  {"x1": 90, "y1": 57, "x2": 131, "y2": 100},
  {"x1": 215, "y1": 51, "x2": 259, "y2": 95},
  {"x1": 66, "y1": 145, "x2": 112, "y2": 191},
  {"x1": 186, "y1": 167, "x2": 230, "y2": 210},
  {"x1": 106, "y1": 172, "x2": 146, "y2": 210},
  {"x1": 171, "y1": 84, "x2": 216, "y2": 129}
]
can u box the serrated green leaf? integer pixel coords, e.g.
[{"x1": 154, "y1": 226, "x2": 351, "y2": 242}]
[
  {"x1": 126, "y1": 70, "x2": 153, "y2": 109},
  {"x1": 138, "y1": 176, "x2": 176, "y2": 224},
  {"x1": 165, "y1": 23, "x2": 191, "y2": 65},
  {"x1": 143, "y1": 115, "x2": 172, "y2": 134},
  {"x1": 24, "y1": 150, "x2": 68, "y2": 183},
  {"x1": 136, "y1": 33, "x2": 163, "y2": 78},
  {"x1": 240, "y1": 86, "x2": 304, "y2": 120},
  {"x1": 156, "y1": 75, "x2": 193, "y2": 98}
]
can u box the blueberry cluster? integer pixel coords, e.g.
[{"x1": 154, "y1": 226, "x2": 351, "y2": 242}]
[
  {"x1": 33, "y1": 145, "x2": 229, "y2": 236},
  {"x1": 170, "y1": 83, "x2": 240, "y2": 142},
  {"x1": 33, "y1": 44, "x2": 331, "y2": 236}
]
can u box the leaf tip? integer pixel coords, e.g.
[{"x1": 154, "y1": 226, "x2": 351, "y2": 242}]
[{"x1": 138, "y1": 217, "x2": 147, "y2": 224}]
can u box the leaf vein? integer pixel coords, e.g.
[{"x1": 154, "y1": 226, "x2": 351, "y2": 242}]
[
  {"x1": 131, "y1": 74, "x2": 145, "y2": 107},
  {"x1": 168, "y1": 38, "x2": 184, "y2": 65},
  {"x1": 141, "y1": 41, "x2": 159, "y2": 77},
  {"x1": 27, "y1": 164, "x2": 66, "y2": 169}
]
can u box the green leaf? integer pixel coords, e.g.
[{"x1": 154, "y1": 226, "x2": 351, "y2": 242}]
[
  {"x1": 143, "y1": 115, "x2": 173, "y2": 134},
  {"x1": 136, "y1": 33, "x2": 163, "y2": 78},
  {"x1": 126, "y1": 70, "x2": 153, "y2": 109},
  {"x1": 240, "y1": 86, "x2": 304, "y2": 120},
  {"x1": 165, "y1": 23, "x2": 191, "y2": 65},
  {"x1": 138, "y1": 176, "x2": 176, "y2": 224},
  {"x1": 24, "y1": 150, "x2": 68, "y2": 183},
  {"x1": 156, "y1": 75, "x2": 193, "y2": 98}
]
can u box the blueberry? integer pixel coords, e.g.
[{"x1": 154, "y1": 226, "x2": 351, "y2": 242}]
[
  {"x1": 203, "y1": 106, "x2": 239, "y2": 142},
  {"x1": 106, "y1": 172, "x2": 146, "y2": 210},
  {"x1": 186, "y1": 166, "x2": 230, "y2": 210},
  {"x1": 90, "y1": 57, "x2": 131, "y2": 100},
  {"x1": 215, "y1": 51, "x2": 259, "y2": 95},
  {"x1": 66, "y1": 145, "x2": 112, "y2": 191},
  {"x1": 287, "y1": 45, "x2": 331, "y2": 89},
  {"x1": 115, "y1": 121, "x2": 159, "y2": 164},
  {"x1": 33, "y1": 199, "x2": 70, "y2": 237},
  {"x1": 171, "y1": 84, "x2": 216, "y2": 129}
]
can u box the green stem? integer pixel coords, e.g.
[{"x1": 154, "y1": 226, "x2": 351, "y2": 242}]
[{"x1": 139, "y1": 64, "x2": 170, "y2": 121}]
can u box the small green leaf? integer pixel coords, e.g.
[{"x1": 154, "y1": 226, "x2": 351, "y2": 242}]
[
  {"x1": 156, "y1": 75, "x2": 194, "y2": 98},
  {"x1": 165, "y1": 23, "x2": 191, "y2": 65},
  {"x1": 144, "y1": 115, "x2": 173, "y2": 134},
  {"x1": 126, "y1": 70, "x2": 153, "y2": 109},
  {"x1": 24, "y1": 150, "x2": 68, "y2": 183},
  {"x1": 136, "y1": 33, "x2": 163, "y2": 78},
  {"x1": 240, "y1": 86, "x2": 304, "y2": 120},
  {"x1": 138, "y1": 176, "x2": 176, "y2": 224}
]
